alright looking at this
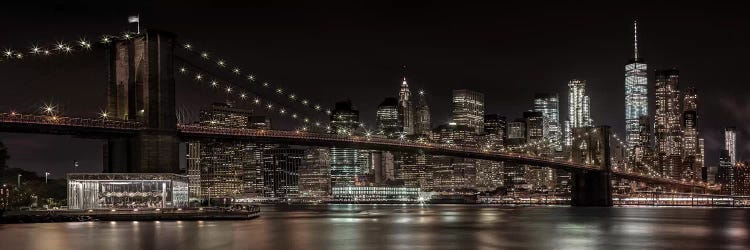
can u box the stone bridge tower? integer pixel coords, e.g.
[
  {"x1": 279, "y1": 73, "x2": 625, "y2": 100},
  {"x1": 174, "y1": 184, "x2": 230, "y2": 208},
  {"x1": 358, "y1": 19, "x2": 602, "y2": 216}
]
[
  {"x1": 104, "y1": 30, "x2": 179, "y2": 173},
  {"x1": 570, "y1": 125, "x2": 613, "y2": 206}
]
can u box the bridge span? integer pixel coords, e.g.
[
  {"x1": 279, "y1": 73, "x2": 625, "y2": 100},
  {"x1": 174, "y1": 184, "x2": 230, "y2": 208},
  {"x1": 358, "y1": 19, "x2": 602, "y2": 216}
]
[{"x1": 0, "y1": 113, "x2": 716, "y2": 192}]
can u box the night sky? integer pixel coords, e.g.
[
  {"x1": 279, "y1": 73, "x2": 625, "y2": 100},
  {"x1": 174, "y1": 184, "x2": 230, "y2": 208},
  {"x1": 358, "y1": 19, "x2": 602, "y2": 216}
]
[{"x1": 1, "y1": 1, "x2": 748, "y2": 175}]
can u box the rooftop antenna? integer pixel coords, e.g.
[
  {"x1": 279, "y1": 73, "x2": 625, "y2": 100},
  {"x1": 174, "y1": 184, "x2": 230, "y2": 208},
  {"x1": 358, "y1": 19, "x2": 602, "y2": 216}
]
[{"x1": 633, "y1": 20, "x2": 639, "y2": 60}]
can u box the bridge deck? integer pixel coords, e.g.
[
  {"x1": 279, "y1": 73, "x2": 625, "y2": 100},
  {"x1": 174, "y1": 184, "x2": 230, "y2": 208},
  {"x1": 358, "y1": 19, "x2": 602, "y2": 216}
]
[{"x1": 0, "y1": 114, "x2": 716, "y2": 190}]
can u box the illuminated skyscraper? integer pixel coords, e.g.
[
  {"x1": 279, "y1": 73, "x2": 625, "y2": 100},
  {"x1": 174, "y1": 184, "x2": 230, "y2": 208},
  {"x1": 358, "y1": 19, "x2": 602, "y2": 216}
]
[
  {"x1": 654, "y1": 69, "x2": 682, "y2": 178},
  {"x1": 191, "y1": 102, "x2": 268, "y2": 199},
  {"x1": 414, "y1": 90, "x2": 432, "y2": 136},
  {"x1": 533, "y1": 93, "x2": 562, "y2": 152},
  {"x1": 568, "y1": 79, "x2": 592, "y2": 128},
  {"x1": 262, "y1": 147, "x2": 302, "y2": 199},
  {"x1": 625, "y1": 20, "x2": 649, "y2": 151},
  {"x1": 376, "y1": 97, "x2": 401, "y2": 138},
  {"x1": 725, "y1": 127, "x2": 737, "y2": 166},
  {"x1": 717, "y1": 150, "x2": 734, "y2": 195},
  {"x1": 399, "y1": 66, "x2": 415, "y2": 135},
  {"x1": 330, "y1": 101, "x2": 366, "y2": 187},
  {"x1": 451, "y1": 89, "x2": 485, "y2": 134},
  {"x1": 299, "y1": 148, "x2": 330, "y2": 200},
  {"x1": 654, "y1": 69, "x2": 682, "y2": 155},
  {"x1": 682, "y1": 87, "x2": 701, "y2": 179}
]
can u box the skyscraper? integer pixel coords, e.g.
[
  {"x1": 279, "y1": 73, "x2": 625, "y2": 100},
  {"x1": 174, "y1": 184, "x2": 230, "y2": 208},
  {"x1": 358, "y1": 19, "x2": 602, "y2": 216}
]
[
  {"x1": 330, "y1": 100, "x2": 360, "y2": 135},
  {"x1": 568, "y1": 79, "x2": 592, "y2": 128},
  {"x1": 191, "y1": 102, "x2": 261, "y2": 199},
  {"x1": 329, "y1": 100, "x2": 367, "y2": 187},
  {"x1": 262, "y1": 147, "x2": 302, "y2": 199},
  {"x1": 533, "y1": 93, "x2": 561, "y2": 152},
  {"x1": 625, "y1": 20, "x2": 649, "y2": 152},
  {"x1": 452, "y1": 89, "x2": 485, "y2": 134},
  {"x1": 376, "y1": 97, "x2": 401, "y2": 138},
  {"x1": 725, "y1": 127, "x2": 737, "y2": 166},
  {"x1": 299, "y1": 148, "x2": 331, "y2": 200},
  {"x1": 682, "y1": 87, "x2": 701, "y2": 179},
  {"x1": 654, "y1": 69, "x2": 682, "y2": 154},
  {"x1": 414, "y1": 90, "x2": 432, "y2": 136},
  {"x1": 399, "y1": 66, "x2": 415, "y2": 135},
  {"x1": 717, "y1": 150, "x2": 735, "y2": 195}
]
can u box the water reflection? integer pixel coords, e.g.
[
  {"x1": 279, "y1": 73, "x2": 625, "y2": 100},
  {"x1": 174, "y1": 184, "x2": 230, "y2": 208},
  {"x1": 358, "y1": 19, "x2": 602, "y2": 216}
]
[{"x1": 0, "y1": 206, "x2": 747, "y2": 249}]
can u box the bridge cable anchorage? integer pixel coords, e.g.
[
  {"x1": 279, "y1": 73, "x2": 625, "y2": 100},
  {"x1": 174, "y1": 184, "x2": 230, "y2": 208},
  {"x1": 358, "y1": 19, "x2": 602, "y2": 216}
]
[
  {"x1": 0, "y1": 32, "x2": 140, "y2": 63},
  {"x1": 176, "y1": 40, "x2": 340, "y2": 120},
  {"x1": 175, "y1": 64, "x2": 330, "y2": 132}
]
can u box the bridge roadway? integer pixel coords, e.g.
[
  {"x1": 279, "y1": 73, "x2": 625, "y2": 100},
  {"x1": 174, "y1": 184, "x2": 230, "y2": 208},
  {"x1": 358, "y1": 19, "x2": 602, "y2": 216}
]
[{"x1": 0, "y1": 113, "x2": 716, "y2": 190}]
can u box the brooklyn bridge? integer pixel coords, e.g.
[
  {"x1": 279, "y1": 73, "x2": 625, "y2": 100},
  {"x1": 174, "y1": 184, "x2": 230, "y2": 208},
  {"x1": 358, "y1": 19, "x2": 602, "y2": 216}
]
[{"x1": 0, "y1": 29, "x2": 717, "y2": 206}]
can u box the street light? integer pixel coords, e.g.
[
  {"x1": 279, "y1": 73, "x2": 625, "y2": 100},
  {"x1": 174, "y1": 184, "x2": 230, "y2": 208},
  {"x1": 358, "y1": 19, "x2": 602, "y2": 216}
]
[
  {"x1": 17, "y1": 174, "x2": 21, "y2": 189},
  {"x1": 45, "y1": 172, "x2": 50, "y2": 184}
]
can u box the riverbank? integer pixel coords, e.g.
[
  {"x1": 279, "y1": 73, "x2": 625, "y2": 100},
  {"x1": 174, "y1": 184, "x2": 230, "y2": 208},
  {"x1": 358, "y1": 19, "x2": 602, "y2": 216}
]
[{"x1": 0, "y1": 207, "x2": 260, "y2": 224}]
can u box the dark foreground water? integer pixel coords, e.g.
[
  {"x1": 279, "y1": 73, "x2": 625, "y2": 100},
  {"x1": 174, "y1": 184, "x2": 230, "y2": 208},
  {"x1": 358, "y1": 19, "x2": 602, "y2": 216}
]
[{"x1": 1, "y1": 205, "x2": 748, "y2": 249}]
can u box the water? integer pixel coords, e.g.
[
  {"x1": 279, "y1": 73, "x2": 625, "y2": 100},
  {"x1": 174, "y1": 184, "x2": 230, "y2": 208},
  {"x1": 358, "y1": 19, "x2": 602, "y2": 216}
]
[{"x1": 1, "y1": 205, "x2": 748, "y2": 249}]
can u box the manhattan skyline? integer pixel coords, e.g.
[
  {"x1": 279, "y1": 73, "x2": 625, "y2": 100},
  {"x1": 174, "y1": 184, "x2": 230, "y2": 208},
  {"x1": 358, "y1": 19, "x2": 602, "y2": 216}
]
[{"x1": 0, "y1": 1, "x2": 749, "y2": 174}]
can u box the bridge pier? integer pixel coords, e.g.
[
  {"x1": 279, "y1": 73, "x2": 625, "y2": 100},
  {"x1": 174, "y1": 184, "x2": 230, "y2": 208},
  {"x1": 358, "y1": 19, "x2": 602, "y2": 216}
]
[
  {"x1": 570, "y1": 126, "x2": 613, "y2": 207},
  {"x1": 105, "y1": 30, "x2": 179, "y2": 173},
  {"x1": 570, "y1": 169, "x2": 612, "y2": 206}
]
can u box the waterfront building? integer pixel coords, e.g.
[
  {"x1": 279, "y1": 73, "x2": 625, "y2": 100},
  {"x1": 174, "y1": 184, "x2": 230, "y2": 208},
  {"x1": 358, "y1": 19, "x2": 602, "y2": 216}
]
[
  {"x1": 299, "y1": 148, "x2": 331, "y2": 200},
  {"x1": 376, "y1": 97, "x2": 401, "y2": 138},
  {"x1": 475, "y1": 160, "x2": 504, "y2": 191},
  {"x1": 329, "y1": 100, "x2": 367, "y2": 187},
  {"x1": 734, "y1": 162, "x2": 750, "y2": 196},
  {"x1": 451, "y1": 89, "x2": 485, "y2": 134},
  {"x1": 625, "y1": 21, "x2": 649, "y2": 151},
  {"x1": 0, "y1": 184, "x2": 9, "y2": 209},
  {"x1": 331, "y1": 186, "x2": 424, "y2": 203},
  {"x1": 533, "y1": 93, "x2": 562, "y2": 152},
  {"x1": 67, "y1": 173, "x2": 188, "y2": 209},
  {"x1": 190, "y1": 102, "x2": 269, "y2": 199},
  {"x1": 262, "y1": 147, "x2": 303, "y2": 199},
  {"x1": 717, "y1": 150, "x2": 735, "y2": 195}
]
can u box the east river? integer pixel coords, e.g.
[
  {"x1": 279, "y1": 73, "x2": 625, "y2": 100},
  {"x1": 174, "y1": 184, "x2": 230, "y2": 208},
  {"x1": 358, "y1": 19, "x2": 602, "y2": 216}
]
[{"x1": 1, "y1": 205, "x2": 748, "y2": 249}]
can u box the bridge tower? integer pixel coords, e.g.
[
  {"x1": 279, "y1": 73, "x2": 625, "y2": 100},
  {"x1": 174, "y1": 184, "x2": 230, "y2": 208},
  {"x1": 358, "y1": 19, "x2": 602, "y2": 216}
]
[
  {"x1": 570, "y1": 125, "x2": 613, "y2": 206},
  {"x1": 104, "y1": 30, "x2": 179, "y2": 173}
]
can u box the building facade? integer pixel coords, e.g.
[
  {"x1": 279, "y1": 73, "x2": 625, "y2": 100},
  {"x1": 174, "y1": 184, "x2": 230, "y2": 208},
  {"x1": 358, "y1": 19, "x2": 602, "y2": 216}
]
[
  {"x1": 451, "y1": 89, "x2": 485, "y2": 134},
  {"x1": 625, "y1": 21, "x2": 649, "y2": 152}
]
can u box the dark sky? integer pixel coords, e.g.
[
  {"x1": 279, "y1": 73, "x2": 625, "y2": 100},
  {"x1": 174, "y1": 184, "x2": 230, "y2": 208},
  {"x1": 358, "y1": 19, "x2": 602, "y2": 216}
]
[{"x1": 1, "y1": 1, "x2": 749, "y2": 175}]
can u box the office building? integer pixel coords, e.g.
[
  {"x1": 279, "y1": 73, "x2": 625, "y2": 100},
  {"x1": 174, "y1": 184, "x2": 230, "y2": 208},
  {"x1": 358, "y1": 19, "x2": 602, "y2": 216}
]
[
  {"x1": 625, "y1": 21, "x2": 649, "y2": 151},
  {"x1": 376, "y1": 97, "x2": 401, "y2": 137},
  {"x1": 533, "y1": 93, "x2": 562, "y2": 152},
  {"x1": 399, "y1": 66, "x2": 415, "y2": 135},
  {"x1": 654, "y1": 69, "x2": 682, "y2": 178},
  {"x1": 568, "y1": 79, "x2": 592, "y2": 129},
  {"x1": 299, "y1": 148, "x2": 331, "y2": 200},
  {"x1": 414, "y1": 90, "x2": 432, "y2": 136},
  {"x1": 262, "y1": 147, "x2": 303, "y2": 199},
  {"x1": 452, "y1": 89, "x2": 485, "y2": 134},
  {"x1": 725, "y1": 127, "x2": 737, "y2": 166},
  {"x1": 717, "y1": 150, "x2": 735, "y2": 195}
]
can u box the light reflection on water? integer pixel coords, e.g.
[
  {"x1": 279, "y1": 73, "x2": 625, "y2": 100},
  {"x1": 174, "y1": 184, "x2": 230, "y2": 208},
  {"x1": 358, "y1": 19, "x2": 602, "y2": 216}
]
[{"x1": 0, "y1": 205, "x2": 748, "y2": 250}]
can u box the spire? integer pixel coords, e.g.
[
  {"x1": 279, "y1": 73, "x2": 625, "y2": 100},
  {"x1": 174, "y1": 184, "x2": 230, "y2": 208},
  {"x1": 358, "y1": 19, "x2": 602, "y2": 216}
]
[
  {"x1": 401, "y1": 65, "x2": 408, "y2": 86},
  {"x1": 633, "y1": 20, "x2": 639, "y2": 60}
]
